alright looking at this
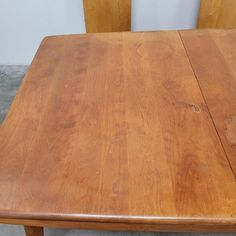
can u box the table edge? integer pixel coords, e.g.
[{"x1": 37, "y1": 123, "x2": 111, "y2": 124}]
[
  {"x1": 0, "y1": 211, "x2": 235, "y2": 225},
  {"x1": 0, "y1": 213, "x2": 235, "y2": 233}
]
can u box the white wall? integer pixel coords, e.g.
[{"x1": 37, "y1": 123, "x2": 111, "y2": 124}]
[
  {"x1": 0, "y1": 0, "x2": 86, "y2": 65},
  {"x1": 0, "y1": 0, "x2": 201, "y2": 64},
  {"x1": 132, "y1": 0, "x2": 200, "y2": 31}
]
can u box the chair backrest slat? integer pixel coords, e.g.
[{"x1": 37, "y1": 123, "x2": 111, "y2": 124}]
[
  {"x1": 198, "y1": 0, "x2": 236, "y2": 28},
  {"x1": 83, "y1": 0, "x2": 131, "y2": 33}
]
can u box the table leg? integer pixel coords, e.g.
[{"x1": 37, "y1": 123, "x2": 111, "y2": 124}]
[{"x1": 24, "y1": 226, "x2": 44, "y2": 236}]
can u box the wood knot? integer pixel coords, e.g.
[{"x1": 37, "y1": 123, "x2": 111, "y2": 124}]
[
  {"x1": 188, "y1": 103, "x2": 201, "y2": 113},
  {"x1": 179, "y1": 102, "x2": 201, "y2": 113}
]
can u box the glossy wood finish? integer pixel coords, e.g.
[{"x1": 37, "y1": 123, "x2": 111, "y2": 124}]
[
  {"x1": 24, "y1": 226, "x2": 44, "y2": 236},
  {"x1": 180, "y1": 29, "x2": 236, "y2": 176},
  {"x1": 0, "y1": 218, "x2": 234, "y2": 233},
  {"x1": 0, "y1": 31, "x2": 236, "y2": 232},
  {"x1": 198, "y1": 0, "x2": 236, "y2": 28},
  {"x1": 83, "y1": 0, "x2": 131, "y2": 32}
]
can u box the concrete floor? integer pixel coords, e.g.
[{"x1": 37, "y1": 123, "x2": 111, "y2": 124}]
[
  {"x1": 0, "y1": 65, "x2": 27, "y2": 123},
  {"x1": 0, "y1": 65, "x2": 234, "y2": 236}
]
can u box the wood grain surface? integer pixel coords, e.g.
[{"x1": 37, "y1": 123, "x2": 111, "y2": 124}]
[
  {"x1": 0, "y1": 31, "x2": 235, "y2": 232},
  {"x1": 83, "y1": 0, "x2": 131, "y2": 32},
  {"x1": 198, "y1": 0, "x2": 236, "y2": 28},
  {"x1": 180, "y1": 29, "x2": 236, "y2": 176}
]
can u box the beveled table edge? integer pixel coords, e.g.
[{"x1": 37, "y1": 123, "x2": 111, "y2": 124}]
[
  {"x1": 0, "y1": 212, "x2": 235, "y2": 233},
  {"x1": 0, "y1": 211, "x2": 235, "y2": 225}
]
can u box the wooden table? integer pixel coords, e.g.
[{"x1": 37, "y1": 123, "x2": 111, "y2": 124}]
[{"x1": 0, "y1": 30, "x2": 236, "y2": 235}]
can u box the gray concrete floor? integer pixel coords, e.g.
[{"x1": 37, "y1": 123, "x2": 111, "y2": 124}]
[
  {"x1": 0, "y1": 65, "x2": 27, "y2": 123},
  {"x1": 0, "y1": 66, "x2": 234, "y2": 236}
]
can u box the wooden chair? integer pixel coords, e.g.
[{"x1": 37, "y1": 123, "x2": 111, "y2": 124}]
[
  {"x1": 83, "y1": 0, "x2": 131, "y2": 33},
  {"x1": 198, "y1": 0, "x2": 236, "y2": 28},
  {"x1": 83, "y1": 0, "x2": 236, "y2": 33}
]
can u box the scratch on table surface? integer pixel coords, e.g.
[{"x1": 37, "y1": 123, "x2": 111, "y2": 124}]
[{"x1": 226, "y1": 116, "x2": 236, "y2": 146}]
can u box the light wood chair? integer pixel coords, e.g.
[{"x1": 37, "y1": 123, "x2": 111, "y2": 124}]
[
  {"x1": 83, "y1": 0, "x2": 131, "y2": 33},
  {"x1": 83, "y1": 0, "x2": 236, "y2": 33},
  {"x1": 198, "y1": 0, "x2": 236, "y2": 28}
]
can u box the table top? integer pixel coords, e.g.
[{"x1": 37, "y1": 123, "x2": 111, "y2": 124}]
[{"x1": 0, "y1": 30, "x2": 235, "y2": 232}]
